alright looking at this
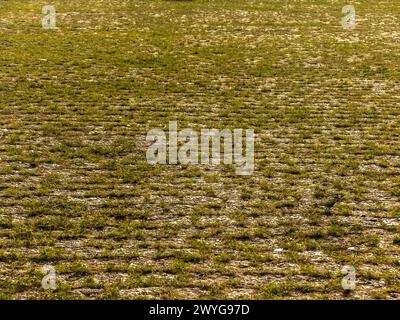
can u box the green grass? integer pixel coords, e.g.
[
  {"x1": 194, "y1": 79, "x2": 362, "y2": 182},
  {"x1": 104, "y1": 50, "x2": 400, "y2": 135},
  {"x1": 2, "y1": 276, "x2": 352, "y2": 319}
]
[{"x1": 0, "y1": 0, "x2": 399, "y2": 299}]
